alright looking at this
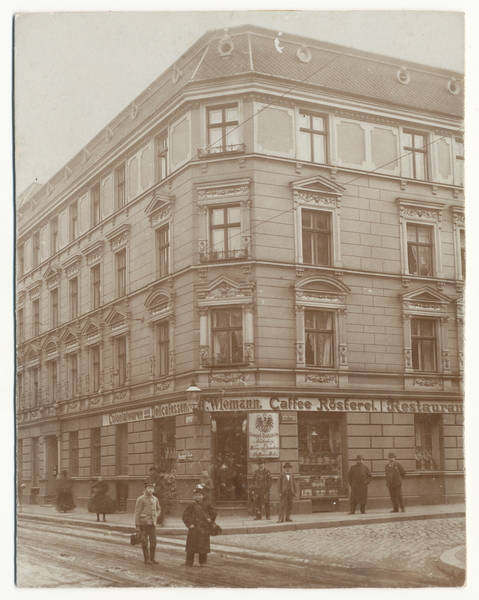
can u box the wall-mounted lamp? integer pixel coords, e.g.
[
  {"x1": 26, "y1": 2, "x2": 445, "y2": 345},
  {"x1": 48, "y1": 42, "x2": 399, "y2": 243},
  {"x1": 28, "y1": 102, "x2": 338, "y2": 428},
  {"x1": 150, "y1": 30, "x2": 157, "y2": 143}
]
[{"x1": 186, "y1": 380, "x2": 203, "y2": 420}]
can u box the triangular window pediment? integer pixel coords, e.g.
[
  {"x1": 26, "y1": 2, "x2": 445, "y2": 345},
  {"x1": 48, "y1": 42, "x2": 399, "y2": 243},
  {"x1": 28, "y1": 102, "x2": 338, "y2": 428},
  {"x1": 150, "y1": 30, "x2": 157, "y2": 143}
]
[
  {"x1": 145, "y1": 193, "x2": 171, "y2": 216},
  {"x1": 43, "y1": 265, "x2": 60, "y2": 281},
  {"x1": 291, "y1": 175, "x2": 345, "y2": 196},
  {"x1": 24, "y1": 344, "x2": 40, "y2": 362},
  {"x1": 400, "y1": 286, "x2": 451, "y2": 304},
  {"x1": 81, "y1": 319, "x2": 102, "y2": 339},
  {"x1": 60, "y1": 327, "x2": 78, "y2": 348}
]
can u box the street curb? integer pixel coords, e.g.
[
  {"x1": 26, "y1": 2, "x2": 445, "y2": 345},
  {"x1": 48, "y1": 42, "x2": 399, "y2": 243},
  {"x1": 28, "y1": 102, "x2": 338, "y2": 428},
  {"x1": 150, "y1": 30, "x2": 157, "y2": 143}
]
[
  {"x1": 437, "y1": 546, "x2": 466, "y2": 583},
  {"x1": 17, "y1": 510, "x2": 465, "y2": 537}
]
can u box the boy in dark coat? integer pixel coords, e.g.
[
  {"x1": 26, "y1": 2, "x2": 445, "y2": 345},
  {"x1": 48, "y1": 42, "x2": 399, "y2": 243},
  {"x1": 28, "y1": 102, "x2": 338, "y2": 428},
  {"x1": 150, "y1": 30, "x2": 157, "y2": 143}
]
[
  {"x1": 182, "y1": 485, "x2": 218, "y2": 567},
  {"x1": 385, "y1": 452, "x2": 407, "y2": 512},
  {"x1": 347, "y1": 455, "x2": 372, "y2": 514}
]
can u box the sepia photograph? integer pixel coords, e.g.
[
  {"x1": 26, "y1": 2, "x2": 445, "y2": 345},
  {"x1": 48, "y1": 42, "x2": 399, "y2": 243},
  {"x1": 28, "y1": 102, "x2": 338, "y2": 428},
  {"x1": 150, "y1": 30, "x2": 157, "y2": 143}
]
[{"x1": 11, "y1": 3, "x2": 472, "y2": 591}]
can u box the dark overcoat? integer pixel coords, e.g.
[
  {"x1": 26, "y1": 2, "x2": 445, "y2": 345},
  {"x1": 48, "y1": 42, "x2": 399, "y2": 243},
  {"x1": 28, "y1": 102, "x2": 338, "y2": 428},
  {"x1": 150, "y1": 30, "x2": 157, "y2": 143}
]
[
  {"x1": 89, "y1": 480, "x2": 114, "y2": 514},
  {"x1": 182, "y1": 501, "x2": 218, "y2": 554},
  {"x1": 385, "y1": 461, "x2": 406, "y2": 488},
  {"x1": 348, "y1": 463, "x2": 372, "y2": 505}
]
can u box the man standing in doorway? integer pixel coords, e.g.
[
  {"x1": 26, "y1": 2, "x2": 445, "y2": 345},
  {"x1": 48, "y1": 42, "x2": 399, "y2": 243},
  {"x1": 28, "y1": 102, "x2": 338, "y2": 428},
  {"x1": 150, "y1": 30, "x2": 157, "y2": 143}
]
[
  {"x1": 278, "y1": 462, "x2": 296, "y2": 523},
  {"x1": 252, "y1": 460, "x2": 272, "y2": 520},
  {"x1": 385, "y1": 452, "x2": 406, "y2": 513},
  {"x1": 347, "y1": 455, "x2": 372, "y2": 514}
]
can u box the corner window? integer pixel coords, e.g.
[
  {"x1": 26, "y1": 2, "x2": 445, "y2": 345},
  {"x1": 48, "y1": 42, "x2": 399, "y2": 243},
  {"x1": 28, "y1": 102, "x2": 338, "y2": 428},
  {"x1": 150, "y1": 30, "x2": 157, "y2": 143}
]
[
  {"x1": 91, "y1": 264, "x2": 101, "y2": 309},
  {"x1": 51, "y1": 217, "x2": 59, "y2": 255},
  {"x1": 156, "y1": 224, "x2": 170, "y2": 278},
  {"x1": 305, "y1": 310, "x2": 334, "y2": 367},
  {"x1": 411, "y1": 318, "x2": 437, "y2": 372},
  {"x1": 407, "y1": 224, "x2": 433, "y2": 277},
  {"x1": 402, "y1": 129, "x2": 428, "y2": 180},
  {"x1": 302, "y1": 209, "x2": 331, "y2": 266},
  {"x1": 415, "y1": 414, "x2": 441, "y2": 470},
  {"x1": 156, "y1": 130, "x2": 168, "y2": 181},
  {"x1": 70, "y1": 200, "x2": 78, "y2": 243},
  {"x1": 298, "y1": 110, "x2": 328, "y2": 164},
  {"x1": 211, "y1": 308, "x2": 244, "y2": 366},
  {"x1": 70, "y1": 277, "x2": 78, "y2": 320},
  {"x1": 209, "y1": 205, "x2": 242, "y2": 261},
  {"x1": 50, "y1": 288, "x2": 59, "y2": 329},
  {"x1": 115, "y1": 249, "x2": 127, "y2": 297},
  {"x1": 115, "y1": 164, "x2": 126, "y2": 210},
  {"x1": 207, "y1": 104, "x2": 239, "y2": 153},
  {"x1": 91, "y1": 183, "x2": 101, "y2": 227}
]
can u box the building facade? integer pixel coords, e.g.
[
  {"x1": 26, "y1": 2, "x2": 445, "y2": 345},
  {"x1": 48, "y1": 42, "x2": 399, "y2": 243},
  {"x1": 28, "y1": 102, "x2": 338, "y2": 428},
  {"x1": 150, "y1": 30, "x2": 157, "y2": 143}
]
[{"x1": 16, "y1": 25, "x2": 464, "y2": 514}]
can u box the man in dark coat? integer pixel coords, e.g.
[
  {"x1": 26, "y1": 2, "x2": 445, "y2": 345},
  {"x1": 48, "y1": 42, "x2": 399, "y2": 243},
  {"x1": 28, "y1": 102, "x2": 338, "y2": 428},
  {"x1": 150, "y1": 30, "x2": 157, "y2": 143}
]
[
  {"x1": 347, "y1": 455, "x2": 372, "y2": 514},
  {"x1": 182, "y1": 485, "x2": 218, "y2": 567},
  {"x1": 385, "y1": 452, "x2": 407, "y2": 512},
  {"x1": 56, "y1": 470, "x2": 75, "y2": 513},
  {"x1": 252, "y1": 459, "x2": 272, "y2": 520},
  {"x1": 277, "y1": 463, "x2": 296, "y2": 523}
]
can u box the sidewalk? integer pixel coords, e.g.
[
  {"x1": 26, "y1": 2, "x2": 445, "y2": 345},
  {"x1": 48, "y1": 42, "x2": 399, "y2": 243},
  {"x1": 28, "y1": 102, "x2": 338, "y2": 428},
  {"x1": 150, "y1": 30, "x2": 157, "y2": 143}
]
[{"x1": 17, "y1": 501, "x2": 464, "y2": 537}]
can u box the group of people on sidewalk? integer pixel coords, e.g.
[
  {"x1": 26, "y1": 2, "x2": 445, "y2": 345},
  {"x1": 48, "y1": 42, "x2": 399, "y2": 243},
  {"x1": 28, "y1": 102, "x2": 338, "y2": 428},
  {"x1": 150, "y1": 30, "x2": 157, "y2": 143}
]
[{"x1": 252, "y1": 461, "x2": 297, "y2": 522}]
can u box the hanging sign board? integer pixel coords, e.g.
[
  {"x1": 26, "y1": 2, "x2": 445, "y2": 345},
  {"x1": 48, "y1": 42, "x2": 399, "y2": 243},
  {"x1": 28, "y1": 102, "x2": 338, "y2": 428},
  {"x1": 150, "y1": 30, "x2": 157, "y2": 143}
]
[{"x1": 248, "y1": 412, "x2": 280, "y2": 460}]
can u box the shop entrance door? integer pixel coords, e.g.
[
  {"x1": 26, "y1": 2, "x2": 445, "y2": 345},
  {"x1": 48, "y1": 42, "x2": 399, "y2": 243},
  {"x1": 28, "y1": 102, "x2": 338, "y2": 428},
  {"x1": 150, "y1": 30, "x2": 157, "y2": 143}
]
[
  {"x1": 213, "y1": 413, "x2": 247, "y2": 501},
  {"x1": 44, "y1": 435, "x2": 58, "y2": 500}
]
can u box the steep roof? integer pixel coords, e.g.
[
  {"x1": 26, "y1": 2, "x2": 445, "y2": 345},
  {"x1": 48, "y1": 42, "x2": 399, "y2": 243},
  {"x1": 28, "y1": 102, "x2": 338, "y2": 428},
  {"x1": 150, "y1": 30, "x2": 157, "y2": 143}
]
[{"x1": 19, "y1": 24, "x2": 463, "y2": 218}]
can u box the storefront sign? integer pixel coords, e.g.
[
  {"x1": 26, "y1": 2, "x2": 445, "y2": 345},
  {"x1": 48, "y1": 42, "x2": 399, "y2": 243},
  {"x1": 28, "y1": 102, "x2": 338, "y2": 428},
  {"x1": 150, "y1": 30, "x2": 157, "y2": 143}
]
[
  {"x1": 248, "y1": 412, "x2": 280, "y2": 459},
  {"x1": 281, "y1": 413, "x2": 297, "y2": 423},
  {"x1": 382, "y1": 400, "x2": 463, "y2": 414},
  {"x1": 177, "y1": 452, "x2": 194, "y2": 462},
  {"x1": 103, "y1": 400, "x2": 191, "y2": 426},
  {"x1": 314, "y1": 399, "x2": 381, "y2": 412}
]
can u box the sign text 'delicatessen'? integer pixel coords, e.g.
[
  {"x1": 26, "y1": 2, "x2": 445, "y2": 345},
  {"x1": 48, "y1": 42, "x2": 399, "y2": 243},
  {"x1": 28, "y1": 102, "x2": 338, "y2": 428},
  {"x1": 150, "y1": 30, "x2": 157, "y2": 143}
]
[{"x1": 104, "y1": 400, "x2": 190, "y2": 426}]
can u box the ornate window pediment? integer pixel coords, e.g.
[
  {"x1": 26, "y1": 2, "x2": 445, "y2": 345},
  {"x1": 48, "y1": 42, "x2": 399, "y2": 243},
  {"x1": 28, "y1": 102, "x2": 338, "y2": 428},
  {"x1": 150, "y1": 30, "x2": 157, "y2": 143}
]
[
  {"x1": 42, "y1": 337, "x2": 58, "y2": 359},
  {"x1": 145, "y1": 290, "x2": 174, "y2": 319},
  {"x1": 82, "y1": 241, "x2": 104, "y2": 267},
  {"x1": 106, "y1": 223, "x2": 131, "y2": 251},
  {"x1": 400, "y1": 286, "x2": 451, "y2": 315},
  {"x1": 43, "y1": 265, "x2": 61, "y2": 288},
  {"x1": 24, "y1": 343, "x2": 40, "y2": 364},
  {"x1": 105, "y1": 307, "x2": 129, "y2": 333},
  {"x1": 62, "y1": 254, "x2": 83, "y2": 279},
  {"x1": 295, "y1": 276, "x2": 349, "y2": 307},
  {"x1": 81, "y1": 318, "x2": 102, "y2": 342},
  {"x1": 60, "y1": 327, "x2": 79, "y2": 351},
  {"x1": 27, "y1": 280, "x2": 42, "y2": 299},
  {"x1": 196, "y1": 275, "x2": 255, "y2": 307},
  {"x1": 145, "y1": 193, "x2": 173, "y2": 227},
  {"x1": 291, "y1": 175, "x2": 345, "y2": 206}
]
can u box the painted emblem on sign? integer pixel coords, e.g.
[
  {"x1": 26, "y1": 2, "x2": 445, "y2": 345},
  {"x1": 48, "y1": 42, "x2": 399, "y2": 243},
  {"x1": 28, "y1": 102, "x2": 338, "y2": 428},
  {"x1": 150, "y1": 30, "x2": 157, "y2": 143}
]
[{"x1": 255, "y1": 414, "x2": 274, "y2": 433}]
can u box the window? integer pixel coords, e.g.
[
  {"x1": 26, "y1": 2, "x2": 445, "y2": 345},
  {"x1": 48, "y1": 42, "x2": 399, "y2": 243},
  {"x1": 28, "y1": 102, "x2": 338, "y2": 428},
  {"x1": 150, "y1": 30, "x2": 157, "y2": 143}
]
[
  {"x1": 18, "y1": 244, "x2": 24, "y2": 278},
  {"x1": 17, "y1": 373, "x2": 23, "y2": 407},
  {"x1": 116, "y1": 250, "x2": 127, "y2": 297},
  {"x1": 51, "y1": 217, "x2": 59, "y2": 255},
  {"x1": 51, "y1": 288, "x2": 59, "y2": 329},
  {"x1": 302, "y1": 209, "x2": 331, "y2": 266},
  {"x1": 411, "y1": 318, "x2": 437, "y2": 371},
  {"x1": 116, "y1": 424, "x2": 128, "y2": 476},
  {"x1": 91, "y1": 428, "x2": 101, "y2": 476},
  {"x1": 156, "y1": 224, "x2": 169, "y2": 278},
  {"x1": 153, "y1": 417, "x2": 176, "y2": 472},
  {"x1": 305, "y1": 310, "x2": 334, "y2": 367},
  {"x1": 211, "y1": 308, "x2": 244, "y2": 365},
  {"x1": 91, "y1": 345, "x2": 100, "y2": 393},
  {"x1": 116, "y1": 336, "x2": 127, "y2": 386},
  {"x1": 70, "y1": 200, "x2": 78, "y2": 243},
  {"x1": 460, "y1": 229, "x2": 465, "y2": 278},
  {"x1": 31, "y1": 367, "x2": 39, "y2": 407},
  {"x1": 207, "y1": 104, "x2": 239, "y2": 153},
  {"x1": 70, "y1": 431, "x2": 79, "y2": 476},
  {"x1": 68, "y1": 353, "x2": 78, "y2": 398},
  {"x1": 402, "y1": 129, "x2": 428, "y2": 180},
  {"x1": 298, "y1": 111, "x2": 328, "y2": 164},
  {"x1": 32, "y1": 232, "x2": 40, "y2": 268},
  {"x1": 454, "y1": 137, "x2": 464, "y2": 186},
  {"x1": 415, "y1": 414, "x2": 441, "y2": 470},
  {"x1": 115, "y1": 164, "x2": 126, "y2": 210},
  {"x1": 17, "y1": 308, "x2": 24, "y2": 344},
  {"x1": 70, "y1": 277, "x2": 78, "y2": 320},
  {"x1": 208, "y1": 205, "x2": 242, "y2": 261},
  {"x1": 91, "y1": 264, "x2": 101, "y2": 309},
  {"x1": 91, "y1": 183, "x2": 101, "y2": 227},
  {"x1": 156, "y1": 130, "x2": 168, "y2": 181},
  {"x1": 157, "y1": 321, "x2": 169, "y2": 376},
  {"x1": 32, "y1": 299, "x2": 40, "y2": 337},
  {"x1": 49, "y1": 360, "x2": 58, "y2": 403},
  {"x1": 407, "y1": 224, "x2": 433, "y2": 277}
]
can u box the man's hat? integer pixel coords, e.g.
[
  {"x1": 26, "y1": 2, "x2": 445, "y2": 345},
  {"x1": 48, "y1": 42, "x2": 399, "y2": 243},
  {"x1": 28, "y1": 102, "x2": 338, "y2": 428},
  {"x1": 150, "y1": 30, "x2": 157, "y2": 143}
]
[
  {"x1": 283, "y1": 462, "x2": 292, "y2": 469},
  {"x1": 144, "y1": 478, "x2": 155, "y2": 487},
  {"x1": 388, "y1": 452, "x2": 396, "y2": 459},
  {"x1": 256, "y1": 459, "x2": 266, "y2": 464},
  {"x1": 194, "y1": 485, "x2": 205, "y2": 494},
  {"x1": 356, "y1": 455, "x2": 363, "y2": 461},
  {"x1": 149, "y1": 466, "x2": 157, "y2": 472}
]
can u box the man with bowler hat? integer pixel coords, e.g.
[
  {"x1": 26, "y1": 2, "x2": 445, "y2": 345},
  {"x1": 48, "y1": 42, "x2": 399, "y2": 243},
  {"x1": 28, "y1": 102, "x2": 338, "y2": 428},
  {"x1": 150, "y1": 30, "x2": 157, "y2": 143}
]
[
  {"x1": 385, "y1": 452, "x2": 406, "y2": 512},
  {"x1": 252, "y1": 459, "x2": 272, "y2": 520},
  {"x1": 278, "y1": 462, "x2": 296, "y2": 523},
  {"x1": 347, "y1": 455, "x2": 372, "y2": 514},
  {"x1": 134, "y1": 478, "x2": 161, "y2": 564}
]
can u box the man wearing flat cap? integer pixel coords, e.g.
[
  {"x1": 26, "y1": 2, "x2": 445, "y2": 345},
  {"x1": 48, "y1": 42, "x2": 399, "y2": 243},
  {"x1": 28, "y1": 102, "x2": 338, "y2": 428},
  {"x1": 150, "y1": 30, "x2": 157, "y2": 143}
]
[
  {"x1": 385, "y1": 452, "x2": 406, "y2": 513},
  {"x1": 252, "y1": 459, "x2": 272, "y2": 520},
  {"x1": 277, "y1": 462, "x2": 296, "y2": 523},
  {"x1": 347, "y1": 455, "x2": 372, "y2": 514}
]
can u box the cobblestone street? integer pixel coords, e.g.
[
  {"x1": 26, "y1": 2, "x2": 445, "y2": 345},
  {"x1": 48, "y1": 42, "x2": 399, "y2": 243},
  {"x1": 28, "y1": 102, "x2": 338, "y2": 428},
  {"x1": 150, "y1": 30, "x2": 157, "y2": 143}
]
[{"x1": 218, "y1": 517, "x2": 465, "y2": 577}]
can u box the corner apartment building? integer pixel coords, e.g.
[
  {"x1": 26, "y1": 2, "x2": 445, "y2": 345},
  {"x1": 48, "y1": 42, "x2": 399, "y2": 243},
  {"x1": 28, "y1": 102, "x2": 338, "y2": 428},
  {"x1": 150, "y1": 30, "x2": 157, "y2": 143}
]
[{"x1": 16, "y1": 25, "x2": 464, "y2": 514}]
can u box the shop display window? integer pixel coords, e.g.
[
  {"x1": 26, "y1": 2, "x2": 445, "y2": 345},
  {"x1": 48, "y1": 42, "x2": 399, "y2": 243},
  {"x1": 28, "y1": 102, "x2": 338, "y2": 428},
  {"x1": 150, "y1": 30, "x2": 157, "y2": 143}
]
[
  {"x1": 298, "y1": 414, "x2": 346, "y2": 498},
  {"x1": 153, "y1": 417, "x2": 177, "y2": 473}
]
